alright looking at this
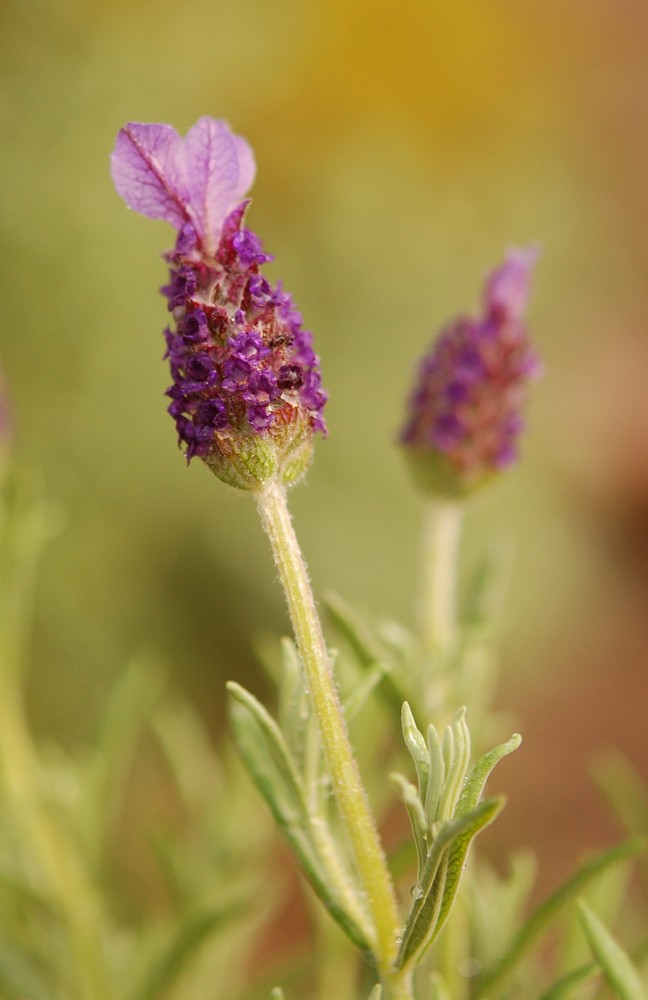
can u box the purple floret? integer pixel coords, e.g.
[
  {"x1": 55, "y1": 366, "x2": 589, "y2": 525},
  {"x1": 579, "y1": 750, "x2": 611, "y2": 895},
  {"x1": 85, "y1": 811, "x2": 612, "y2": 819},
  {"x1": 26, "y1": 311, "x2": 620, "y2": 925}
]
[{"x1": 156, "y1": 202, "x2": 327, "y2": 462}]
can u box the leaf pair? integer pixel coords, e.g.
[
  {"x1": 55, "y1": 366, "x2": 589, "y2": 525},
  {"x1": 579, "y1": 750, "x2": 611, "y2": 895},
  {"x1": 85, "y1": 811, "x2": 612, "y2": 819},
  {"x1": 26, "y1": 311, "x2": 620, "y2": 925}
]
[
  {"x1": 227, "y1": 642, "x2": 376, "y2": 965},
  {"x1": 391, "y1": 702, "x2": 520, "y2": 970}
]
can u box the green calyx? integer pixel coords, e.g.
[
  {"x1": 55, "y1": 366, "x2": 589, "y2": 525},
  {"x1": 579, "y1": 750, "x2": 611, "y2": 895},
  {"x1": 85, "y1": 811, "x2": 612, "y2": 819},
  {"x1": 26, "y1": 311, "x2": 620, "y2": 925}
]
[
  {"x1": 203, "y1": 410, "x2": 314, "y2": 492},
  {"x1": 403, "y1": 447, "x2": 496, "y2": 500}
]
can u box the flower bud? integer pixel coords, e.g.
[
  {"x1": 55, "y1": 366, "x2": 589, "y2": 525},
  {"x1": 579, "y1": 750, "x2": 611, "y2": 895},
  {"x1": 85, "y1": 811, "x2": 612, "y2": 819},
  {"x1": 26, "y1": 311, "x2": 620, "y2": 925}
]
[
  {"x1": 400, "y1": 249, "x2": 541, "y2": 497},
  {"x1": 111, "y1": 118, "x2": 326, "y2": 490}
]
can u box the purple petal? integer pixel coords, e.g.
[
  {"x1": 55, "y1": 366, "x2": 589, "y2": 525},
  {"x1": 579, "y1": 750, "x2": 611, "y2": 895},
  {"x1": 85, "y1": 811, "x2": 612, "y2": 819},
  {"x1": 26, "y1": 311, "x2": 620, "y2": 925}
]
[
  {"x1": 231, "y1": 133, "x2": 256, "y2": 201},
  {"x1": 183, "y1": 118, "x2": 255, "y2": 253},
  {"x1": 483, "y1": 246, "x2": 539, "y2": 323},
  {"x1": 110, "y1": 123, "x2": 190, "y2": 229}
]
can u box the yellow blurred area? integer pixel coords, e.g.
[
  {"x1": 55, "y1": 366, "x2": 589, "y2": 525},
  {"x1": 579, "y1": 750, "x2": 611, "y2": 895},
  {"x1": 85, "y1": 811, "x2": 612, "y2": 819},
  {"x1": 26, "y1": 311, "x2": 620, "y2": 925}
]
[{"x1": 1, "y1": 0, "x2": 648, "y2": 886}]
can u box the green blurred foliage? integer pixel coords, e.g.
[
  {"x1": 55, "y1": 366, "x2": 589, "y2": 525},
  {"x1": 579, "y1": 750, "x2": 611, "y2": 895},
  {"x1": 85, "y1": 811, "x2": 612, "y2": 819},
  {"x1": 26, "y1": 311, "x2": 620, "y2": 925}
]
[{"x1": 1, "y1": 0, "x2": 647, "y2": 823}]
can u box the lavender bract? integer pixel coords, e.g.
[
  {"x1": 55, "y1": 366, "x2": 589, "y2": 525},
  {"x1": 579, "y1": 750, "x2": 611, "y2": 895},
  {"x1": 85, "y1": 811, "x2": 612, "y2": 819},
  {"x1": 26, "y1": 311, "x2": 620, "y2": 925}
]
[
  {"x1": 111, "y1": 118, "x2": 326, "y2": 490},
  {"x1": 401, "y1": 249, "x2": 541, "y2": 497}
]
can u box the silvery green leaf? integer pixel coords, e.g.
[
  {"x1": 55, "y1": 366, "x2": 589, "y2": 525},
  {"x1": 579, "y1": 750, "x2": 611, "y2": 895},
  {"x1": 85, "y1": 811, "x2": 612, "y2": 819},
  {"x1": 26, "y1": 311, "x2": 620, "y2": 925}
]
[
  {"x1": 578, "y1": 901, "x2": 647, "y2": 1000},
  {"x1": 227, "y1": 682, "x2": 373, "y2": 962},
  {"x1": 456, "y1": 731, "x2": 521, "y2": 817},
  {"x1": 323, "y1": 591, "x2": 385, "y2": 669},
  {"x1": 593, "y1": 750, "x2": 648, "y2": 839},
  {"x1": 431, "y1": 796, "x2": 505, "y2": 945},
  {"x1": 344, "y1": 662, "x2": 387, "y2": 722},
  {"x1": 391, "y1": 771, "x2": 427, "y2": 876},
  {"x1": 478, "y1": 837, "x2": 647, "y2": 997},
  {"x1": 424, "y1": 724, "x2": 444, "y2": 822},
  {"x1": 277, "y1": 637, "x2": 310, "y2": 759},
  {"x1": 397, "y1": 797, "x2": 503, "y2": 968},
  {"x1": 136, "y1": 906, "x2": 243, "y2": 1000},
  {"x1": 537, "y1": 961, "x2": 600, "y2": 1000},
  {"x1": 437, "y1": 710, "x2": 470, "y2": 821},
  {"x1": 227, "y1": 682, "x2": 305, "y2": 808},
  {"x1": 401, "y1": 702, "x2": 430, "y2": 802}
]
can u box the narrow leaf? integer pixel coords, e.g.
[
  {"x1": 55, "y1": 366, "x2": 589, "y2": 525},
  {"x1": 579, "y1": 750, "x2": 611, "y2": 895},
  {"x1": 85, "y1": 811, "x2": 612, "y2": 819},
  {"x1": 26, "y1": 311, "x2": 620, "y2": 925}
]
[
  {"x1": 391, "y1": 771, "x2": 428, "y2": 876},
  {"x1": 137, "y1": 907, "x2": 242, "y2": 1000},
  {"x1": 397, "y1": 798, "x2": 503, "y2": 967},
  {"x1": 456, "y1": 732, "x2": 521, "y2": 817},
  {"x1": 537, "y1": 962, "x2": 599, "y2": 1000},
  {"x1": 432, "y1": 795, "x2": 505, "y2": 944},
  {"x1": 401, "y1": 702, "x2": 430, "y2": 802},
  {"x1": 227, "y1": 682, "x2": 305, "y2": 807},
  {"x1": 425, "y1": 724, "x2": 445, "y2": 822},
  {"x1": 479, "y1": 837, "x2": 647, "y2": 996},
  {"x1": 578, "y1": 900, "x2": 646, "y2": 1000},
  {"x1": 324, "y1": 591, "x2": 385, "y2": 669},
  {"x1": 344, "y1": 663, "x2": 386, "y2": 722},
  {"x1": 227, "y1": 684, "x2": 373, "y2": 962},
  {"x1": 438, "y1": 710, "x2": 470, "y2": 821}
]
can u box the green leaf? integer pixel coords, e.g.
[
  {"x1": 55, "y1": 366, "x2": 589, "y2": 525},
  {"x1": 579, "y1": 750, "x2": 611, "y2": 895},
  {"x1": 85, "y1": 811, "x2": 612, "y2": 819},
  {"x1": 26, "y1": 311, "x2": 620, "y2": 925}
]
[
  {"x1": 366, "y1": 987, "x2": 382, "y2": 1000},
  {"x1": 277, "y1": 638, "x2": 310, "y2": 760},
  {"x1": 343, "y1": 662, "x2": 386, "y2": 722},
  {"x1": 323, "y1": 591, "x2": 385, "y2": 670},
  {"x1": 227, "y1": 683, "x2": 374, "y2": 963},
  {"x1": 227, "y1": 682, "x2": 306, "y2": 808},
  {"x1": 456, "y1": 731, "x2": 521, "y2": 817},
  {"x1": 269, "y1": 989, "x2": 286, "y2": 1000},
  {"x1": 391, "y1": 771, "x2": 428, "y2": 876},
  {"x1": 437, "y1": 710, "x2": 470, "y2": 821},
  {"x1": 397, "y1": 797, "x2": 503, "y2": 967},
  {"x1": 536, "y1": 960, "x2": 599, "y2": 1000},
  {"x1": 578, "y1": 900, "x2": 647, "y2": 1000},
  {"x1": 323, "y1": 591, "x2": 405, "y2": 708},
  {"x1": 424, "y1": 723, "x2": 445, "y2": 822},
  {"x1": 432, "y1": 796, "x2": 505, "y2": 943},
  {"x1": 401, "y1": 702, "x2": 429, "y2": 803},
  {"x1": 137, "y1": 907, "x2": 243, "y2": 1000},
  {"x1": 478, "y1": 836, "x2": 647, "y2": 996}
]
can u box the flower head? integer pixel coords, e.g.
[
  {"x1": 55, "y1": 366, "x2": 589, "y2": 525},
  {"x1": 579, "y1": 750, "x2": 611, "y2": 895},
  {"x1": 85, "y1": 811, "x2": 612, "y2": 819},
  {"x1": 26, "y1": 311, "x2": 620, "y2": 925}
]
[
  {"x1": 400, "y1": 248, "x2": 541, "y2": 497},
  {"x1": 110, "y1": 118, "x2": 327, "y2": 490}
]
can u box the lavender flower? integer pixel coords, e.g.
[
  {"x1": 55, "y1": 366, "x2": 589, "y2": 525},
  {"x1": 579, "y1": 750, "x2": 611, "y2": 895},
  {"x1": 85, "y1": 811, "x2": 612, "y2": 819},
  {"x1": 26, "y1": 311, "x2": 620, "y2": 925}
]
[
  {"x1": 110, "y1": 118, "x2": 327, "y2": 490},
  {"x1": 400, "y1": 248, "x2": 541, "y2": 497}
]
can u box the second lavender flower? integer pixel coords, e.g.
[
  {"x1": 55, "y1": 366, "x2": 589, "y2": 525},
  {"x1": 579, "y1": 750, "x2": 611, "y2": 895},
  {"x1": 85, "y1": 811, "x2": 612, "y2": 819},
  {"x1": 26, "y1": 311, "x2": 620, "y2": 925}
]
[{"x1": 401, "y1": 248, "x2": 541, "y2": 497}]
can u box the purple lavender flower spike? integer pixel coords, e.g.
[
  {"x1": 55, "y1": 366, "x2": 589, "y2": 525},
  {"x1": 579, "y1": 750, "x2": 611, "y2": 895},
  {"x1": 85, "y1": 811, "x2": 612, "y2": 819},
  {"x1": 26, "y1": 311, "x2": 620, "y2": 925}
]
[
  {"x1": 401, "y1": 248, "x2": 541, "y2": 497},
  {"x1": 111, "y1": 117, "x2": 327, "y2": 491}
]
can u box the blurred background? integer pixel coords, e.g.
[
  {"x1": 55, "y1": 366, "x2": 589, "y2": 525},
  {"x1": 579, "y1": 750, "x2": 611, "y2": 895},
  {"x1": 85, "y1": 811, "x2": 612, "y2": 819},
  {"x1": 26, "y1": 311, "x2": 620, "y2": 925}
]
[{"x1": 1, "y1": 0, "x2": 648, "y2": 896}]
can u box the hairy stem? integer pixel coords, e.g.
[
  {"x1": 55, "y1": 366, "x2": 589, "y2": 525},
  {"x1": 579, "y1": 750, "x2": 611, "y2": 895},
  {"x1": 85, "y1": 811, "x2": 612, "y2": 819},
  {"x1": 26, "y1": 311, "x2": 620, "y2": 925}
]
[
  {"x1": 420, "y1": 499, "x2": 463, "y2": 656},
  {"x1": 256, "y1": 478, "x2": 401, "y2": 973}
]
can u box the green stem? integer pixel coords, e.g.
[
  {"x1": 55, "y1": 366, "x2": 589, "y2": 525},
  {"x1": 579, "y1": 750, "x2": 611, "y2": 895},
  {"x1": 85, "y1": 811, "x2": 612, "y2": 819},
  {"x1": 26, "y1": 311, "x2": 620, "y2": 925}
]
[
  {"x1": 381, "y1": 967, "x2": 416, "y2": 1000},
  {"x1": 256, "y1": 479, "x2": 400, "y2": 973},
  {"x1": 420, "y1": 499, "x2": 463, "y2": 656}
]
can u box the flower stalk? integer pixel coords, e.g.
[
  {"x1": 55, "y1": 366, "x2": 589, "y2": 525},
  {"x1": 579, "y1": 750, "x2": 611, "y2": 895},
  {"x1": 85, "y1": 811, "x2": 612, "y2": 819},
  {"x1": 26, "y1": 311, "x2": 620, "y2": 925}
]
[
  {"x1": 255, "y1": 478, "x2": 401, "y2": 976},
  {"x1": 420, "y1": 498, "x2": 463, "y2": 657}
]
